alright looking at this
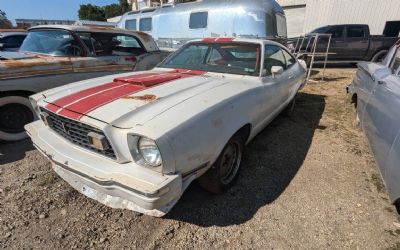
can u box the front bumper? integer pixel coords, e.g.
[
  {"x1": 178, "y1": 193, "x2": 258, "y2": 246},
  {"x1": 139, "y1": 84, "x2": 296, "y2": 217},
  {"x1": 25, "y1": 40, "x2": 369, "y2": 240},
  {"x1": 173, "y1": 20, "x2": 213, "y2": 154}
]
[{"x1": 25, "y1": 121, "x2": 185, "y2": 217}]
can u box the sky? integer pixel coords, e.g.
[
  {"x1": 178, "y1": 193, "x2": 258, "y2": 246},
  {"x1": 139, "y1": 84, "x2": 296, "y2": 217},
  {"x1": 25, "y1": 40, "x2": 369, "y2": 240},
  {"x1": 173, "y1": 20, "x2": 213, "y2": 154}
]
[{"x1": 1, "y1": 0, "x2": 119, "y2": 24}]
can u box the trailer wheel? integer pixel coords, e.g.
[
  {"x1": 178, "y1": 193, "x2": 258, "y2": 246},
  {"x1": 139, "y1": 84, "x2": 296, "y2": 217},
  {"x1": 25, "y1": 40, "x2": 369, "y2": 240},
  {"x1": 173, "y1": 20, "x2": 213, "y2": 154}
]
[
  {"x1": 0, "y1": 96, "x2": 35, "y2": 141},
  {"x1": 371, "y1": 50, "x2": 388, "y2": 63}
]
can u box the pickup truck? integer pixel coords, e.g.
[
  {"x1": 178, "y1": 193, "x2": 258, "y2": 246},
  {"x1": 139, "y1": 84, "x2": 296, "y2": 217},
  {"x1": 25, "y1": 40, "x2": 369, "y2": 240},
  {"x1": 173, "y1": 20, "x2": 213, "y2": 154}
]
[
  {"x1": 289, "y1": 24, "x2": 399, "y2": 64},
  {"x1": 0, "y1": 25, "x2": 168, "y2": 141}
]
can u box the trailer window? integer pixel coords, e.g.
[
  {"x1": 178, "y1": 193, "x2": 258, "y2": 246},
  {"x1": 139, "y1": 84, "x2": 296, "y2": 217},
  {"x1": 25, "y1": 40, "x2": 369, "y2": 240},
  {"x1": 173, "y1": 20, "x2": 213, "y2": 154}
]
[
  {"x1": 125, "y1": 19, "x2": 137, "y2": 31},
  {"x1": 189, "y1": 12, "x2": 208, "y2": 29},
  {"x1": 347, "y1": 27, "x2": 365, "y2": 38},
  {"x1": 139, "y1": 18, "x2": 152, "y2": 31},
  {"x1": 276, "y1": 14, "x2": 287, "y2": 38}
]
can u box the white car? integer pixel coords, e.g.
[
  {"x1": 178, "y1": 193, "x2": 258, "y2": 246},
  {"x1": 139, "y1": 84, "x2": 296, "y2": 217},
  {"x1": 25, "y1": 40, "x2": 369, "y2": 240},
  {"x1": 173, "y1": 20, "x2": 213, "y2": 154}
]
[{"x1": 25, "y1": 38, "x2": 307, "y2": 217}]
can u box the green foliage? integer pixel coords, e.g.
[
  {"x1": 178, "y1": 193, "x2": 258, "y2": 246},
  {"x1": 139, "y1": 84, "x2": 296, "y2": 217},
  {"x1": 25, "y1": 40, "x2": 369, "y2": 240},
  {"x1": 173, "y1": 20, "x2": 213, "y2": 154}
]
[
  {"x1": 78, "y1": 4, "x2": 106, "y2": 21},
  {"x1": 79, "y1": 1, "x2": 132, "y2": 21}
]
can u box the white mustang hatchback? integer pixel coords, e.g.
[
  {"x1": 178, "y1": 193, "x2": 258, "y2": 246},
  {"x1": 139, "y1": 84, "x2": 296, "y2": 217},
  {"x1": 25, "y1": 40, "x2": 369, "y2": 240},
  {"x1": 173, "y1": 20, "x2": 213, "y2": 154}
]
[{"x1": 25, "y1": 38, "x2": 307, "y2": 216}]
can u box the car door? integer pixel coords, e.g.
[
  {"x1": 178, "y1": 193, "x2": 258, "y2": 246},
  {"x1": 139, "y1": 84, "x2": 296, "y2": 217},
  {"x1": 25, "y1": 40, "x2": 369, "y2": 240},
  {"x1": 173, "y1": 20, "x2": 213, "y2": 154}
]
[
  {"x1": 363, "y1": 47, "x2": 400, "y2": 180},
  {"x1": 259, "y1": 45, "x2": 293, "y2": 124},
  {"x1": 315, "y1": 26, "x2": 346, "y2": 61},
  {"x1": 70, "y1": 32, "x2": 141, "y2": 80},
  {"x1": 344, "y1": 25, "x2": 369, "y2": 60}
]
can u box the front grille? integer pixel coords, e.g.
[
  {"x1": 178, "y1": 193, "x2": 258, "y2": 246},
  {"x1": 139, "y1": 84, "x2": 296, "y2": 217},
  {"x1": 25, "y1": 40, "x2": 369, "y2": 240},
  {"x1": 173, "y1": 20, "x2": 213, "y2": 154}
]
[{"x1": 40, "y1": 108, "x2": 116, "y2": 159}]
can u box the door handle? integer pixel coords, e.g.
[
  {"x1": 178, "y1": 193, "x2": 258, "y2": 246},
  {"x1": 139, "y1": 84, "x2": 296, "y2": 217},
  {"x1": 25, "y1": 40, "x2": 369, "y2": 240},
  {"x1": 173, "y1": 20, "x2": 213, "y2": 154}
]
[{"x1": 377, "y1": 80, "x2": 386, "y2": 85}]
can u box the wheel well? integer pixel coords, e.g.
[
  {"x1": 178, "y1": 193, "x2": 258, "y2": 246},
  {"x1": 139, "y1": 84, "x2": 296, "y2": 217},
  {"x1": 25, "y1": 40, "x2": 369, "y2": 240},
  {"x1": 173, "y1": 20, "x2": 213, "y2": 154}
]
[
  {"x1": 371, "y1": 49, "x2": 388, "y2": 61},
  {"x1": 0, "y1": 90, "x2": 35, "y2": 98},
  {"x1": 235, "y1": 124, "x2": 252, "y2": 143}
]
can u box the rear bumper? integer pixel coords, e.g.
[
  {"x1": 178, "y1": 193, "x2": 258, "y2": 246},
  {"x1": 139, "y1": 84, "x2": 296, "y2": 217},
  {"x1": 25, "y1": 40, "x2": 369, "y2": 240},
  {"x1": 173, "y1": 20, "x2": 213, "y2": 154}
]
[{"x1": 25, "y1": 120, "x2": 185, "y2": 217}]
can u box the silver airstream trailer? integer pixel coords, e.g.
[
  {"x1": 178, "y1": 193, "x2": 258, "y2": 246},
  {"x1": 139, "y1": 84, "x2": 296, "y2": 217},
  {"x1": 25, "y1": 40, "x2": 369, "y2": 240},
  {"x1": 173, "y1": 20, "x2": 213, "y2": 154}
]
[{"x1": 118, "y1": 0, "x2": 287, "y2": 49}]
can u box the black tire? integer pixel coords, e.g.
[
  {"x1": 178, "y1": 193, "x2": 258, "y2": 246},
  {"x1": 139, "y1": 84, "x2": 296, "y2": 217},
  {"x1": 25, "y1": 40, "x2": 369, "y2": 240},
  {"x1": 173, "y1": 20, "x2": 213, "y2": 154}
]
[
  {"x1": 0, "y1": 96, "x2": 36, "y2": 141},
  {"x1": 198, "y1": 133, "x2": 245, "y2": 194},
  {"x1": 395, "y1": 199, "x2": 400, "y2": 214},
  {"x1": 282, "y1": 96, "x2": 296, "y2": 116}
]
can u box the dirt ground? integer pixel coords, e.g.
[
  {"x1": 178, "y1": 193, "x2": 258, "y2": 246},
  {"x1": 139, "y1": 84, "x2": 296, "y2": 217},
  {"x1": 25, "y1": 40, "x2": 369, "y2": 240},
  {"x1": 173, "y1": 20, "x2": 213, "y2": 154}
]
[{"x1": 1, "y1": 68, "x2": 400, "y2": 249}]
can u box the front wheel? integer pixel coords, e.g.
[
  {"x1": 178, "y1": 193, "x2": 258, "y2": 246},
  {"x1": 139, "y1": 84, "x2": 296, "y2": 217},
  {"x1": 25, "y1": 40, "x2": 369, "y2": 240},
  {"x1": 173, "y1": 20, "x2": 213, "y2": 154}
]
[
  {"x1": 198, "y1": 133, "x2": 244, "y2": 194},
  {"x1": 0, "y1": 96, "x2": 36, "y2": 141}
]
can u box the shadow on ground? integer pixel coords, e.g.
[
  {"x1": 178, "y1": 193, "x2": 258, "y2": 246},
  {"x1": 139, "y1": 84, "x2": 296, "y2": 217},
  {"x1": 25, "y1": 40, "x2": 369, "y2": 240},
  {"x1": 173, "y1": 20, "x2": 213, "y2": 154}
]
[
  {"x1": 167, "y1": 92, "x2": 326, "y2": 227},
  {"x1": 0, "y1": 139, "x2": 35, "y2": 165}
]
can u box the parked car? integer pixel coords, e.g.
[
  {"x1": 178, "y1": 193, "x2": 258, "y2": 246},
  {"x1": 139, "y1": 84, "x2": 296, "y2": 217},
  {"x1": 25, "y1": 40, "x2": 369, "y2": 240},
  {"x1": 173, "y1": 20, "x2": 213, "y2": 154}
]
[
  {"x1": 348, "y1": 40, "x2": 400, "y2": 213},
  {"x1": 25, "y1": 38, "x2": 307, "y2": 217},
  {"x1": 289, "y1": 24, "x2": 399, "y2": 64},
  {"x1": 0, "y1": 25, "x2": 169, "y2": 141},
  {"x1": 0, "y1": 29, "x2": 27, "y2": 51}
]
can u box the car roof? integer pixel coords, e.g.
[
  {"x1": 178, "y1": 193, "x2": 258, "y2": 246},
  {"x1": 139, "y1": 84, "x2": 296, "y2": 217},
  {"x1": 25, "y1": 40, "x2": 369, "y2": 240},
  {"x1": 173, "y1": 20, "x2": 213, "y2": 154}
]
[
  {"x1": 189, "y1": 37, "x2": 286, "y2": 47},
  {"x1": 28, "y1": 25, "x2": 160, "y2": 52},
  {"x1": 0, "y1": 29, "x2": 27, "y2": 37}
]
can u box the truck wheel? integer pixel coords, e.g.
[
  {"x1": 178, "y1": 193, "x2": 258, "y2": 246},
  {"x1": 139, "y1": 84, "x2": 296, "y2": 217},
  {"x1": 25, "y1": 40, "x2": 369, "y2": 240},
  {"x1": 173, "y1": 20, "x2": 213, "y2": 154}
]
[
  {"x1": 0, "y1": 96, "x2": 35, "y2": 141},
  {"x1": 198, "y1": 133, "x2": 244, "y2": 194},
  {"x1": 371, "y1": 50, "x2": 388, "y2": 63}
]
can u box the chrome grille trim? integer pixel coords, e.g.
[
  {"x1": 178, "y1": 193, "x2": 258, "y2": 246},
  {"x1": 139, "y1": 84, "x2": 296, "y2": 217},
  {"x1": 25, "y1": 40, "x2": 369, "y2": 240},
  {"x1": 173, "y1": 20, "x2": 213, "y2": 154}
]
[{"x1": 40, "y1": 108, "x2": 116, "y2": 159}]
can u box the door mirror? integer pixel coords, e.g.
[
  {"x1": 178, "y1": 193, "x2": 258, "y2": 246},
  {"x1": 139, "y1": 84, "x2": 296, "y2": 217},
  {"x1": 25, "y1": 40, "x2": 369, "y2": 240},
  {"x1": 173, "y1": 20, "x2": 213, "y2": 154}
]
[
  {"x1": 271, "y1": 66, "x2": 284, "y2": 78},
  {"x1": 0, "y1": 43, "x2": 4, "y2": 50}
]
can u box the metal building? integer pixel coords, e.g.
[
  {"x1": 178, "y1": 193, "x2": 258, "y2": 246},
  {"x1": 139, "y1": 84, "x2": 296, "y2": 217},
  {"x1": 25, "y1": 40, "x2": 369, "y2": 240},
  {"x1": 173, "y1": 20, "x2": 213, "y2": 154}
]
[{"x1": 277, "y1": 0, "x2": 400, "y2": 37}]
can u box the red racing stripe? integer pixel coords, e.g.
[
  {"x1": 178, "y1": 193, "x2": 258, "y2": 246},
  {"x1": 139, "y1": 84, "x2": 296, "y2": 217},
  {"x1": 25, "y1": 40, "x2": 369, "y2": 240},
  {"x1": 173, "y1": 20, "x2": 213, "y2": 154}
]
[{"x1": 45, "y1": 69, "x2": 206, "y2": 120}]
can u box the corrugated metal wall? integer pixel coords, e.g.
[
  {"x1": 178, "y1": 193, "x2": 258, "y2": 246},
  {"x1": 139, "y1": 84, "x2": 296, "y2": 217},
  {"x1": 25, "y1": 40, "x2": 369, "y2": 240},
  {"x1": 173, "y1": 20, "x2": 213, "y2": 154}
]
[{"x1": 302, "y1": 0, "x2": 400, "y2": 35}]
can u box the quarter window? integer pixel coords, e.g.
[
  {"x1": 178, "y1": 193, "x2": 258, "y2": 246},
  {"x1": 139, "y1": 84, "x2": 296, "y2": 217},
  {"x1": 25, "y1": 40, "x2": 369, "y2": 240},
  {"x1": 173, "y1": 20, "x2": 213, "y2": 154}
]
[
  {"x1": 125, "y1": 19, "x2": 137, "y2": 31},
  {"x1": 139, "y1": 18, "x2": 152, "y2": 32},
  {"x1": 189, "y1": 12, "x2": 208, "y2": 29},
  {"x1": 264, "y1": 45, "x2": 286, "y2": 76}
]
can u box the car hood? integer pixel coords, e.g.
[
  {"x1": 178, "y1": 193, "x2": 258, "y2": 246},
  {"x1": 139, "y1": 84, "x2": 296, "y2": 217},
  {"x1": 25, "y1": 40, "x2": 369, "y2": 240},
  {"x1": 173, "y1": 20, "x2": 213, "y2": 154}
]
[
  {"x1": 0, "y1": 52, "x2": 72, "y2": 79},
  {"x1": 42, "y1": 68, "x2": 230, "y2": 128}
]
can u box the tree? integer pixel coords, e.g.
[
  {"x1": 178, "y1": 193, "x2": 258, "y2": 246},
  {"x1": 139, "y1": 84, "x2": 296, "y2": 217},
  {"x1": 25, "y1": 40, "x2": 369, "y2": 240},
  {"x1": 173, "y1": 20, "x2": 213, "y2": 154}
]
[
  {"x1": 104, "y1": 4, "x2": 122, "y2": 19},
  {"x1": 78, "y1": 4, "x2": 106, "y2": 21}
]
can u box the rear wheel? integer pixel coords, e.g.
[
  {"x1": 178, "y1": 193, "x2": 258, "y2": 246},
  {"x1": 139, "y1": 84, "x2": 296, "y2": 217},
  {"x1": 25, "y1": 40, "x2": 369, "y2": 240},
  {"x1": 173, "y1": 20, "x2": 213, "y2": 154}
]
[
  {"x1": 198, "y1": 133, "x2": 244, "y2": 194},
  {"x1": 0, "y1": 96, "x2": 35, "y2": 141},
  {"x1": 371, "y1": 50, "x2": 388, "y2": 63}
]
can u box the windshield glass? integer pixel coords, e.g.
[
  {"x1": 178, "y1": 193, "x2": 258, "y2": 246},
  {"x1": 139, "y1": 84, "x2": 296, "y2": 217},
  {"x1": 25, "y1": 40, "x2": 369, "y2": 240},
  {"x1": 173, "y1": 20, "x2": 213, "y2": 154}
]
[
  {"x1": 160, "y1": 42, "x2": 261, "y2": 76},
  {"x1": 20, "y1": 30, "x2": 82, "y2": 56}
]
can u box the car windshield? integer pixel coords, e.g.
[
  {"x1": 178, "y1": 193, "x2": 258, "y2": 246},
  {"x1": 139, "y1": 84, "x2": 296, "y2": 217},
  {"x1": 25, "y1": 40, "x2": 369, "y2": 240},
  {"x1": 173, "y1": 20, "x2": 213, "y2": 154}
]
[
  {"x1": 19, "y1": 30, "x2": 81, "y2": 56},
  {"x1": 160, "y1": 42, "x2": 261, "y2": 76}
]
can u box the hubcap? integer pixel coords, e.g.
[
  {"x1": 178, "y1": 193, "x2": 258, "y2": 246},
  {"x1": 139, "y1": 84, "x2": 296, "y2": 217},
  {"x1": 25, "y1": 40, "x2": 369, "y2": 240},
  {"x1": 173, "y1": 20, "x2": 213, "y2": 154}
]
[
  {"x1": 219, "y1": 141, "x2": 242, "y2": 185},
  {"x1": 0, "y1": 103, "x2": 34, "y2": 134}
]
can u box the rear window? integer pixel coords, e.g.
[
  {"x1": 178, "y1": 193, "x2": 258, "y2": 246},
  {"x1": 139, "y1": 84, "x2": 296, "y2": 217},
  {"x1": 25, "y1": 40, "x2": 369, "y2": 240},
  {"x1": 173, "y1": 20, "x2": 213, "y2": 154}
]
[
  {"x1": 139, "y1": 18, "x2": 152, "y2": 32},
  {"x1": 347, "y1": 27, "x2": 365, "y2": 38},
  {"x1": 125, "y1": 19, "x2": 137, "y2": 31},
  {"x1": 189, "y1": 12, "x2": 208, "y2": 29}
]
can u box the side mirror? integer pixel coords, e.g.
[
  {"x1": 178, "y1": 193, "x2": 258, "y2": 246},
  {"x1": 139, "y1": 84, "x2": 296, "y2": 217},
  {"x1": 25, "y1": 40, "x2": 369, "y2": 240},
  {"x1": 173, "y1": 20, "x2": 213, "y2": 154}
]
[
  {"x1": 0, "y1": 43, "x2": 4, "y2": 50},
  {"x1": 271, "y1": 66, "x2": 283, "y2": 78}
]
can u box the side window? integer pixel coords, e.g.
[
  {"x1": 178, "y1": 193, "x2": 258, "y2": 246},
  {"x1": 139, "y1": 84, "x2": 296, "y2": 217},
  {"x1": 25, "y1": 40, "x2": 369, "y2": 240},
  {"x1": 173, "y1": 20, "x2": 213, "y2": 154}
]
[
  {"x1": 282, "y1": 49, "x2": 296, "y2": 68},
  {"x1": 326, "y1": 27, "x2": 344, "y2": 38},
  {"x1": 276, "y1": 14, "x2": 287, "y2": 38},
  {"x1": 81, "y1": 32, "x2": 145, "y2": 57},
  {"x1": 347, "y1": 27, "x2": 365, "y2": 38},
  {"x1": 139, "y1": 18, "x2": 152, "y2": 32},
  {"x1": 189, "y1": 12, "x2": 208, "y2": 29},
  {"x1": 390, "y1": 48, "x2": 400, "y2": 74},
  {"x1": 264, "y1": 45, "x2": 286, "y2": 76},
  {"x1": 125, "y1": 19, "x2": 137, "y2": 31}
]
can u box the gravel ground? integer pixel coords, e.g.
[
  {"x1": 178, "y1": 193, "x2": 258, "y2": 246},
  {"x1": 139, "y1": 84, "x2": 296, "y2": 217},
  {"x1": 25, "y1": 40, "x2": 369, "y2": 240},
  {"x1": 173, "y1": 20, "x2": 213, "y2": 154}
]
[{"x1": 1, "y1": 68, "x2": 400, "y2": 249}]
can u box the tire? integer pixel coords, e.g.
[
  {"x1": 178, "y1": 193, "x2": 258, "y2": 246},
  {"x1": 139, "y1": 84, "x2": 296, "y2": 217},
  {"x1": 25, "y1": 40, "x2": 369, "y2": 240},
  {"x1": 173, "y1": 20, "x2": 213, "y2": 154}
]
[
  {"x1": 198, "y1": 133, "x2": 245, "y2": 194},
  {"x1": 0, "y1": 96, "x2": 36, "y2": 141},
  {"x1": 395, "y1": 199, "x2": 400, "y2": 214},
  {"x1": 282, "y1": 96, "x2": 296, "y2": 116},
  {"x1": 371, "y1": 50, "x2": 388, "y2": 63}
]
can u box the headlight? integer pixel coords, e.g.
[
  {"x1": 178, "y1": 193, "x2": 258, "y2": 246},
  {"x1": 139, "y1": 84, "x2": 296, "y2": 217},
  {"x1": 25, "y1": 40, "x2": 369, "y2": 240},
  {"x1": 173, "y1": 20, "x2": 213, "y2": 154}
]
[{"x1": 138, "y1": 137, "x2": 162, "y2": 167}]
